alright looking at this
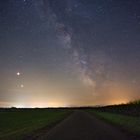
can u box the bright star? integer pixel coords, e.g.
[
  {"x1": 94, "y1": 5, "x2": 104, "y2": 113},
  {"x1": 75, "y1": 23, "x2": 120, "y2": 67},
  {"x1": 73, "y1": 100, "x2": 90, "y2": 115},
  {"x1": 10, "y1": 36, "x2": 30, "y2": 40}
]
[
  {"x1": 17, "y1": 72, "x2": 21, "y2": 76},
  {"x1": 20, "y1": 84, "x2": 24, "y2": 88}
]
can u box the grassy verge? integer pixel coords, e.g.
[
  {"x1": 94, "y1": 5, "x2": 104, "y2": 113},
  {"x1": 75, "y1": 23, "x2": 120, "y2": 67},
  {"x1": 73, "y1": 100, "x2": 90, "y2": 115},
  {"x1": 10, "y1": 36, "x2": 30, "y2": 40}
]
[
  {"x1": 88, "y1": 110, "x2": 140, "y2": 135},
  {"x1": 0, "y1": 109, "x2": 72, "y2": 140}
]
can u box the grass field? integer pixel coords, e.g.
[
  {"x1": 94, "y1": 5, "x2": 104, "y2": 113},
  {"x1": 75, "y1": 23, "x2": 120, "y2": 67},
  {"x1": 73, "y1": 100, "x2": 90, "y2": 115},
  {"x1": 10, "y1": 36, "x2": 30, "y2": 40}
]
[
  {"x1": 0, "y1": 108, "x2": 72, "y2": 140},
  {"x1": 87, "y1": 100, "x2": 140, "y2": 135},
  {"x1": 88, "y1": 105, "x2": 140, "y2": 136},
  {"x1": 1, "y1": 100, "x2": 140, "y2": 139}
]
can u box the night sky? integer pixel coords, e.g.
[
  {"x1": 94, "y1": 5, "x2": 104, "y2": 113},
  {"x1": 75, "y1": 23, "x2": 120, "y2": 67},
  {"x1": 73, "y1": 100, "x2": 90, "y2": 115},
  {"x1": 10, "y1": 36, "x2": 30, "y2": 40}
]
[{"x1": 0, "y1": 0, "x2": 140, "y2": 107}]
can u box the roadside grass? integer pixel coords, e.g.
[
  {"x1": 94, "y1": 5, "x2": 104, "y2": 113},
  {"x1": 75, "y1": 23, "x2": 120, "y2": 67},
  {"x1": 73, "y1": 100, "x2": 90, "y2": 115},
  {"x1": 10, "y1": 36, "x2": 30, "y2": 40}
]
[
  {"x1": 88, "y1": 110, "x2": 140, "y2": 135},
  {"x1": 0, "y1": 109, "x2": 72, "y2": 140}
]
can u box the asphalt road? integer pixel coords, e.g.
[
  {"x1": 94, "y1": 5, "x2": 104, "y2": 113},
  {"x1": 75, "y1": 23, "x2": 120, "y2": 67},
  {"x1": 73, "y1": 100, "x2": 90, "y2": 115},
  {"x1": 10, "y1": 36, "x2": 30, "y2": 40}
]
[{"x1": 33, "y1": 111, "x2": 138, "y2": 140}]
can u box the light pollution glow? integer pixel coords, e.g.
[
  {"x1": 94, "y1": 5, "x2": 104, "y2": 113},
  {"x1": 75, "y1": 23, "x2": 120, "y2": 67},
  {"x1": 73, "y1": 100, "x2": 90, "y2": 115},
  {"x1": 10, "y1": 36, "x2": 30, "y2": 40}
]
[
  {"x1": 0, "y1": 0, "x2": 140, "y2": 107},
  {"x1": 1, "y1": 76, "x2": 140, "y2": 108}
]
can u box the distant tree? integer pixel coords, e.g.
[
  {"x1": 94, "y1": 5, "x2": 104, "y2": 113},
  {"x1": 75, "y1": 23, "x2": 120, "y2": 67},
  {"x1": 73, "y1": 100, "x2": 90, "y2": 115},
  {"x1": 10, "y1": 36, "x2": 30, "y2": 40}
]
[{"x1": 11, "y1": 107, "x2": 17, "y2": 109}]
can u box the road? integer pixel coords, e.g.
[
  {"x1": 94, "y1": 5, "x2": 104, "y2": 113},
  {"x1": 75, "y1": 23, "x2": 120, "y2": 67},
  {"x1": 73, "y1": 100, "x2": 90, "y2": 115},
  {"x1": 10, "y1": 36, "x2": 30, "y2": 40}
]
[{"x1": 31, "y1": 111, "x2": 138, "y2": 140}]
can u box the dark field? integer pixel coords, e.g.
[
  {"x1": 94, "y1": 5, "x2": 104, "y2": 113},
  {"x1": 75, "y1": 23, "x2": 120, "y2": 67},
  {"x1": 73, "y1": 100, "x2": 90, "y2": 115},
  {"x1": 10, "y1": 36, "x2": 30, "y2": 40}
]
[
  {"x1": 0, "y1": 108, "x2": 72, "y2": 140},
  {"x1": 0, "y1": 101, "x2": 140, "y2": 140},
  {"x1": 88, "y1": 100, "x2": 140, "y2": 136}
]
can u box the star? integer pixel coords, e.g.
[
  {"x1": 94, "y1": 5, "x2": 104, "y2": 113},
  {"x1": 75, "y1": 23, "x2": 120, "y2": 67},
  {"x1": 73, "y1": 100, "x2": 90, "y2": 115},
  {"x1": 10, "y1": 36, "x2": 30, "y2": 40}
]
[
  {"x1": 20, "y1": 84, "x2": 24, "y2": 88},
  {"x1": 17, "y1": 72, "x2": 21, "y2": 76}
]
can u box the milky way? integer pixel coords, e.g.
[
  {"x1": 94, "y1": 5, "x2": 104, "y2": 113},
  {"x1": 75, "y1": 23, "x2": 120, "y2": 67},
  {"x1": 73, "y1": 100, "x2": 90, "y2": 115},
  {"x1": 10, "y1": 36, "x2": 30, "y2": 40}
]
[{"x1": 0, "y1": 0, "x2": 140, "y2": 107}]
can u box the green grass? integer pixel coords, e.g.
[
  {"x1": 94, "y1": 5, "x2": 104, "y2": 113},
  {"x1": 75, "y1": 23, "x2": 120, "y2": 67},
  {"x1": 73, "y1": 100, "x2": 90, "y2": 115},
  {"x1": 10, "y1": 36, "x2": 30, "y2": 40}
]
[
  {"x1": 0, "y1": 109, "x2": 72, "y2": 140},
  {"x1": 88, "y1": 110, "x2": 140, "y2": 135}
]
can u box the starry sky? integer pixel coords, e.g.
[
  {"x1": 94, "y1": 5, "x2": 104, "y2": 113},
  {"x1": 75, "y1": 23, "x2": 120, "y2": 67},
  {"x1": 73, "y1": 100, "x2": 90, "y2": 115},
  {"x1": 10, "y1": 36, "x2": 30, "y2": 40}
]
[{"x1": 0, "y1": 0, "x2": 140, "y2": 107}]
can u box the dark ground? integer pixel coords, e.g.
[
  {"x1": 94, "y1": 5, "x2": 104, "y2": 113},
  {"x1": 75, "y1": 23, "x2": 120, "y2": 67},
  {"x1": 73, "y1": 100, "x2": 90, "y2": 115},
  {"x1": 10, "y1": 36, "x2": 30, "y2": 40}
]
[{"x1": 29, "y1": 111, "x2": 139, "y2": 140}]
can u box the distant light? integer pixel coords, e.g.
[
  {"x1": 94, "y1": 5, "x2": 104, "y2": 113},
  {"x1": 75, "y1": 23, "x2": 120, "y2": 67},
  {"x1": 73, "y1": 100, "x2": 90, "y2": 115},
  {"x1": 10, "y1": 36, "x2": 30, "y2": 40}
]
[
  {"x1": 17, "y1": 72, "x2": 21, "y2": 76},
  {"x1": 20, "y1": 84, "x2": 24, "y2": 88}
]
